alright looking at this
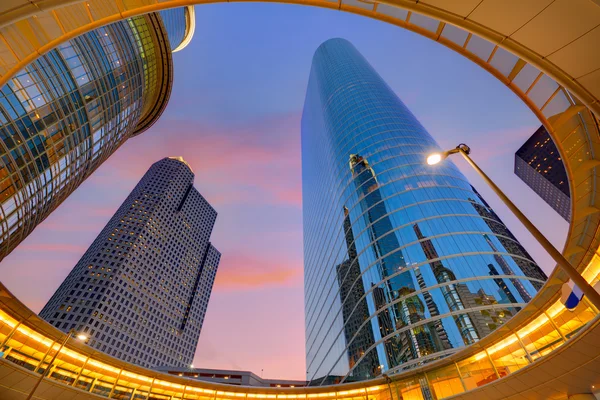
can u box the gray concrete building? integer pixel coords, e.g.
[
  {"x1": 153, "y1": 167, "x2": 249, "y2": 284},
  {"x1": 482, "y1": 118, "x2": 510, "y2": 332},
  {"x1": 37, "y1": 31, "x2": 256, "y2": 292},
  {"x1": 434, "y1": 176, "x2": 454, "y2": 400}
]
[
  {"x1": 157, "y1": 367, "x2": 308, "y2": 387},
  {"x1": 39, "y1": 157, "x2": 220, "y2": 369}
]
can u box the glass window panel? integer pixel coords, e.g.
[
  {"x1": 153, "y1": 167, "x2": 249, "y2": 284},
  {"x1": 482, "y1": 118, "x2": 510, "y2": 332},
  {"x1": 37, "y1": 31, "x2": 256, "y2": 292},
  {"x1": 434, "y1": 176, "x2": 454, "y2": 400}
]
[
  {"x1": 427, "y1": 364, "x2": 464, "y2": 398},
  {"x1": 551, "y1": 301, "x2": 596, "y2": 339},
  {"x1": 409, "y1": 13, "x2": 439, "y2": 32},
  {"x1": 392, "y1": 376, "x2": 426, "y2": 400},
  {"x1": 376, "y1": 5, "x2": 408, "y2": 21},
  {"x1": 529, "y1": 74, "x2": 559, "y2": 108},
  {"x1": 517, "y1": 313, "x2": 563, "y2": 360},
  {"x1": 489, "y1": 47, "x2": 518, "y2": 77},
  {"x1": 513, "y1": 63, "x2": 541, "y2": 92},
  {"x1": 487, "y1": 335, "x2": 529, "y2": 375},
  {"x1": 344, "y1": 0, "x2": 375, "y2": 11},
  {"x1": 0, "y1": 313, "x2": 18, "y2": 348},
  {"x1": 466, "y1": 35, "x2": 495, "y2": 61},
  {"x1": 441, "y1": 24, "x2": 469, "y2": 46},
  {"x1": 542, "y1": 89, "x2": 571, "y2": 118},
  {"x1": 456, "y1": 353, "x2": 497, "y2": 390}
]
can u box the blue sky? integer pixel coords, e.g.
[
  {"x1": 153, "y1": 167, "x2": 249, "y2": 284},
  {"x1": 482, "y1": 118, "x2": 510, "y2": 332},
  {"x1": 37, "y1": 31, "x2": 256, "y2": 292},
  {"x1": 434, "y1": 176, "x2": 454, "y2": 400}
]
[{"x1": 0, "y1": 3, "x2": 568, "y2": 379}]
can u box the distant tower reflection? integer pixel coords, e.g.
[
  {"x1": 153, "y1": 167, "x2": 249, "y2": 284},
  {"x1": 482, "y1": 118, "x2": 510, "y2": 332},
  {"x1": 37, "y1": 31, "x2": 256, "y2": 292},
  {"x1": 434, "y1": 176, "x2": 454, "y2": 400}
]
[
  {"x1": 336, "y1": 206, "x2": 379, "y2": 380},
  {"x1": 349, "y1": 154, "x2": 437, "y2": 365}
]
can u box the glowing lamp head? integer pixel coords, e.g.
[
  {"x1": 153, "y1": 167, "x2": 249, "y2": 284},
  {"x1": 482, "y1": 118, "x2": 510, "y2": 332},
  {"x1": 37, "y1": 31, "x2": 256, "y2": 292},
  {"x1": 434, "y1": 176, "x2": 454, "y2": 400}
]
[
  {"x1": 426, "y1": 153, "x2": 443, "y2": 165},
  {"x1": 76, "y1": 334, "x2": 88, "y2": 341}
]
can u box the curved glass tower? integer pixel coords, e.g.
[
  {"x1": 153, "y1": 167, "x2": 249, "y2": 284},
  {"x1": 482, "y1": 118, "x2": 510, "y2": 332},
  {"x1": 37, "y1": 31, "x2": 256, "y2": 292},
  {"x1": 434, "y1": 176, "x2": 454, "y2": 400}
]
[
  {"x1": 0, "y1": 9, "x2": 193, "y2": 261},
  {"x1": 302, "y1": 38, "x2": 547, "y2": 385}
]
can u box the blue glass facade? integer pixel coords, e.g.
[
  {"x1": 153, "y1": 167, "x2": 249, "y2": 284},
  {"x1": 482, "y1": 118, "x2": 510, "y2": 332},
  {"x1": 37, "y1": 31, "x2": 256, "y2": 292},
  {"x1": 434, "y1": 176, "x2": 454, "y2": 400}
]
[
  {"x1": 159, "y1": 8, "x2": 190, "y2": 51},
  {"x1": 302, "y1": 39, "x2": 547, "y2": 385},
  {"x1": 0, "y1": 13, "x2": 174, "y2": 261}
]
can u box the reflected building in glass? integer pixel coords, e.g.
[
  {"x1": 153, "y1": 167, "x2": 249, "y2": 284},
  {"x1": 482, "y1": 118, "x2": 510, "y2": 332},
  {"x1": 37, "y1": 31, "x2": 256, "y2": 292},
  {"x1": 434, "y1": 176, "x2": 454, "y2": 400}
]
[
  {"x1": 0, "y1": 7, "x2": 194, "y2": 261},
  {"x1": 301, "y1": 38, "x2": 547, "y2": 385}
]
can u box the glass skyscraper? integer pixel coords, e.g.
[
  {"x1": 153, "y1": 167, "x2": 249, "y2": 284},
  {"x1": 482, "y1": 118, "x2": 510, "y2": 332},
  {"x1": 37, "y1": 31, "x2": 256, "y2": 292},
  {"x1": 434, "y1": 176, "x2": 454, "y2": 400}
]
[
  {"x1": 301, "y1": 38, "x2": 548, "y2": 385},
  {"x1": 0, "y1": 8, "x2": 193, "y2": 262}
]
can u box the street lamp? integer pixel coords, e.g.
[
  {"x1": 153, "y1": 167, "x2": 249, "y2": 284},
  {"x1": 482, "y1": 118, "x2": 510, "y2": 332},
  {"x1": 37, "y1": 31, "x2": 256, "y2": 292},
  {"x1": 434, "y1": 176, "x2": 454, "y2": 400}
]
[
  {"x1": 426, "y1": 143, "x2": 600, "y2": 309},
  {"x1": 26, "y1": 328, "x2": 88, "y2": 400}
]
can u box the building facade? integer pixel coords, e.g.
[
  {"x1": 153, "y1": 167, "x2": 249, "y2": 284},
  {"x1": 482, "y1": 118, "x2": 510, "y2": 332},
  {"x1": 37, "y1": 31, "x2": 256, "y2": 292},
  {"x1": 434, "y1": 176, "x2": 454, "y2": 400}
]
[
  {"x1": 514, "y1": 125, "x2": 570, "y2": 221},
  {"x1": 0, "y1": 7, "x2": 194, "y2": 262},
  {"x1": 40, "y1": 157, "x2": 220, "y2": 369},
  {"x1": 157, "y1": 367, "x2": 308, "y2": 388},
  {"x1": 301, "y1": 38, "x2": 547, "y2": 385}
]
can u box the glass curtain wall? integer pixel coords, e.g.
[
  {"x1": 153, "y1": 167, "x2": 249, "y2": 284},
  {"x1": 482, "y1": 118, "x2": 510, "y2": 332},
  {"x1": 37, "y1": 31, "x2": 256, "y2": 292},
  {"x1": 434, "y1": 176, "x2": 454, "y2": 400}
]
[
  {"x1": 159, "y1": 8, "x2": 190, "y2": 51},
  {"x1": 0, "y1": 13, "x2": 173, "y2": 261},
  {"x1": 301, "y1": 38, "x2": 548, "y2": 386}
]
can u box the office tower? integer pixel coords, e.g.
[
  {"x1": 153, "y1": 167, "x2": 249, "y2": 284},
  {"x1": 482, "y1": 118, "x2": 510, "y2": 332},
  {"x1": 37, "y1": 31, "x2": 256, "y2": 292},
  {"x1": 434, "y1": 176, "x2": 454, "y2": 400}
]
[
  {"x1": 0, "y1": 8, "x2": 194, "y2": 262},
  {"x1": 514, "y1": 125, "x2": 570, "y2": 221},
  {"x1": 301, "y1": 38, "x2": 546, "y2": 385},
  {"x1": 40, "y1": 157, "x2": 220, "y2": 368}
]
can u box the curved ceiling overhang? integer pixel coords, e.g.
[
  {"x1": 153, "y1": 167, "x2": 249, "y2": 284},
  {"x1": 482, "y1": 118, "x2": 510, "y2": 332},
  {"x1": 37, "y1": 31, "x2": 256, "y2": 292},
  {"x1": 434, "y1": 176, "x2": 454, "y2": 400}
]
[
  {"x1": 131, "y1": 11, "x2": 175, "y2": 136},
  {"x1": 0, "y1": 0, "x2": 599, "y2": 398},
  {"x1": 172, "y1": 5, "x2": 196, "y2": 53}
]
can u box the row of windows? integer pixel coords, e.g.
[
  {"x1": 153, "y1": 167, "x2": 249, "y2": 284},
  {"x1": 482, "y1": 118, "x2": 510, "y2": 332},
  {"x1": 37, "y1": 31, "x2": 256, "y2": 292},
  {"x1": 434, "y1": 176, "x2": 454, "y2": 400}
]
[{"x1": 40, "y1": 159, "x2": 220, "y2": 368}]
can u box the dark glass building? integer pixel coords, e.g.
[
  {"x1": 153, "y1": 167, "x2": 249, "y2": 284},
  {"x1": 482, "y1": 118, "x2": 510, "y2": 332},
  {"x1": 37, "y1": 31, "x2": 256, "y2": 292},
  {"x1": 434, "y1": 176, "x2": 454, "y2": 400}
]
[
  {"x1": 40, "y1": 157, "x2": 220, "y2": 369},
  {"x1": 301, "y1": 38, "x2": 547, "y2": 385},
  {"x1": 0, "y1": 8, "x2": 194, "y2": 262},
  {"x1": 514, "y1": 125, "x2": 570, "y2": 221}
]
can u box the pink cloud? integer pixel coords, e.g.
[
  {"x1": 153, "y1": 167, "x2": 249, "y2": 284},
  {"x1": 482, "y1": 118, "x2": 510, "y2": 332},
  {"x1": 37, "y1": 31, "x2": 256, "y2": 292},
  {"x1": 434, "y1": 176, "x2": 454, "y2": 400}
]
[
  {"x1": 18, "y1": 243, "x2": 87, "y2": 254},
  {"x1": 213, "y1": 251, "x2": 303, "y2": 291},
  {"x1": 37, "y1": 221, "x2": 102, "y2": 233},
  {"x1": 95, "y1": 113, "x2": 303, "y2": 209},
  {"x1": 275, "y1": 188, "x2": 303, "y2": 207}
]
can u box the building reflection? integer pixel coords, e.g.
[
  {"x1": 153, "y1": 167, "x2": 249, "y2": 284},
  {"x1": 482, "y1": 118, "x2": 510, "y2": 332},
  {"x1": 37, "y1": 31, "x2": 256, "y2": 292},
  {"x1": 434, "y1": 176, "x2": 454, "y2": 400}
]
[
  {"x1": 349, "y1": 154, "x2": 437, "y2": 366},
  {"x1": 336, "y1": 206, "x2": 379, "y2": 380},
  {"x1": 483, "y1": 234, "x2": 532, "y2": 303},
  {"x1": 338, "y1": 155, "x2": 531, "y2": 374},
  {"x1": 413, "y1": 223, "x2": 516, "y2": 344},
  {"x1": 469, "y1": 186, "x2": 547, "y2": 291},
  {"x1": 413, "y1": 223, "x2": 479, "y2": 345}
]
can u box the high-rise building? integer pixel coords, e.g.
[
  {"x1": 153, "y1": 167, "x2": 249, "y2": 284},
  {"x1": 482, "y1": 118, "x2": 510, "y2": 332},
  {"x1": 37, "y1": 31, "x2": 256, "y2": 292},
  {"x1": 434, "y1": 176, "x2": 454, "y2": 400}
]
[
  {"x1": 301, "y1": 38, "x2": 547, "y2": 385},
  {"x1": 0, "y1": 8, "x2": 194, "y2": 262},
  {"x1": 39, "y1": 157, "x2": 220, "y2": 369},
  {"x1": 514, "y1": 125, "x2": 570, "y2": 221}
]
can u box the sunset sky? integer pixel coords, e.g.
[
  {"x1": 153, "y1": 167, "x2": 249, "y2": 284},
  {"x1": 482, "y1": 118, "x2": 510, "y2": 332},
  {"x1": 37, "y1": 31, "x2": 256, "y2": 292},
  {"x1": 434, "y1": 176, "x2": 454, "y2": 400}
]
[{"x1": 0, "y1": 4, "x2": 569, "y2": 380}]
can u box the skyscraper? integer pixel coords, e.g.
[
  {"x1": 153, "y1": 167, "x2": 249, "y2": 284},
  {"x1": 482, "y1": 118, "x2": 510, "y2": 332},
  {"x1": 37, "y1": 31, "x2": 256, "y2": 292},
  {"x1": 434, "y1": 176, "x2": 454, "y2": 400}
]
[
  {"x1": 40, "y1": 157, "x2": 220, "y2": 369},
  {"x1": 301, "y1": 38, "x2": 547, "y2": 385},
  {"x1": 514, "y1": 125, "x2": 570, "y2": 221},
  {"x1": 0, "y1": 8, "x2": 194, "y2": 262}
]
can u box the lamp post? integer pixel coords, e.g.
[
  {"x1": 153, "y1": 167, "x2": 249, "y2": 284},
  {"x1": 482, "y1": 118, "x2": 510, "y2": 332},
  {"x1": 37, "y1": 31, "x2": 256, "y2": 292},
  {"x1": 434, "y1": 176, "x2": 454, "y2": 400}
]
[
  {"x1": 426, "y1": 143, "x2": 600, "y2": 309},
  {"x1": 26, "y1": 328, "x2": 87, "y2": 400}
]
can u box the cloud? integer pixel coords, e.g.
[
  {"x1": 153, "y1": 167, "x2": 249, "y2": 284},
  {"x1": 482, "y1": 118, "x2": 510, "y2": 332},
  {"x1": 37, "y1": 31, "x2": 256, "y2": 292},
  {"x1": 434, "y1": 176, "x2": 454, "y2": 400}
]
[
  {"x1": 213, "y1": 251, "x2": 302, "y2": 291},
  {"x1": 434, "y1": 124, "x2": 539, "y2": 162},
  {"x1": 37, "y1": 221, "x2": 103, "y2": 233},
  {"x1": 17, "y1": 243, "x2": 87, "y2": 254},
  {"x1": 96, "y1": 112, "x2": 303, "y2": 209}
]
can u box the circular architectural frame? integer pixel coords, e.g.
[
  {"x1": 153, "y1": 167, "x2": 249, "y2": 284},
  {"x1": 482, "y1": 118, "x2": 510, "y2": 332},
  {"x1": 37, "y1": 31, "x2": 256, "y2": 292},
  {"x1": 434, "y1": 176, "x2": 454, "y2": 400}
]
[{"x1": 0, "y1": 0, "x2": 599, "y2": 399}]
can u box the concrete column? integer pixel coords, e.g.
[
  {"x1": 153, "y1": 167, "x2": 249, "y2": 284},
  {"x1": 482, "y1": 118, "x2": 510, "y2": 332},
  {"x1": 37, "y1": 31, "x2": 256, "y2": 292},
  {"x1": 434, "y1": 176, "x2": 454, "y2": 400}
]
[{"x1": 568, "y1": 394, "x2": 596, "y2": 400}]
